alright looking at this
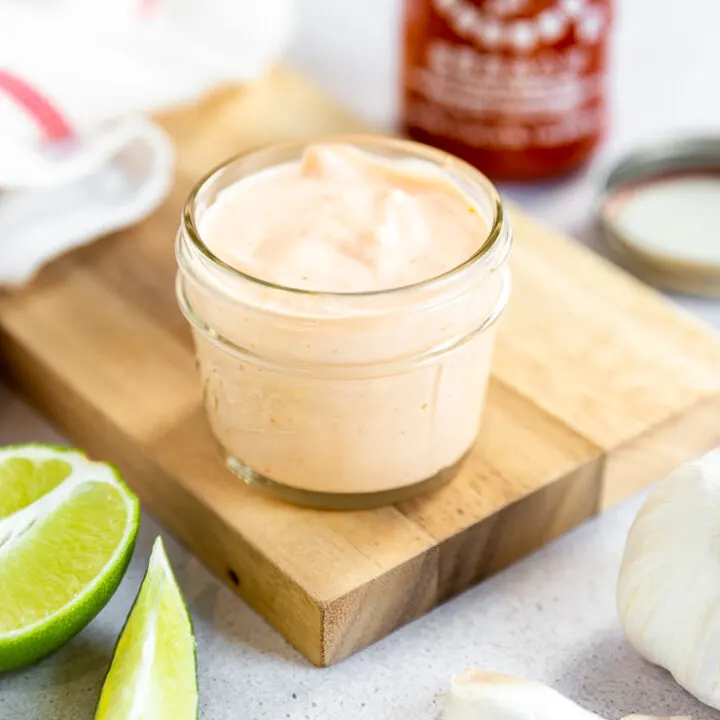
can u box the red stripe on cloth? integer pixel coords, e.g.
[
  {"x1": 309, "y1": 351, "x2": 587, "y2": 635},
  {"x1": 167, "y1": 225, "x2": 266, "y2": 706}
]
[
  {"x1": 0, "y1": 70, "x2": 74, "y2": 142},
  {"x1": 138, "y1": 0, "x2": 160, "y2": 16}
]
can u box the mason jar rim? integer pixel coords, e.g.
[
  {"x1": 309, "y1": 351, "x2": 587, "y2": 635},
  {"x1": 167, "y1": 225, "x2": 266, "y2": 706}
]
[
  {"x1": 175, "y1": 268, "x2": 511, "y2": 377},
  {"x1": 182, "y1": 134, "x2": 508, "y2": 299}
]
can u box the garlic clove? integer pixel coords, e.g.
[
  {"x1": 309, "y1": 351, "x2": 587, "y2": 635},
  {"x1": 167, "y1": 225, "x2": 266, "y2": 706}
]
[
  {"x1": 621, "y1": 716, "x2": 691, "y2": 719},
  {"x1": 617, "y1": 449, "x2": 720, "y2": 710},
  {"x1": 442, "y1": 669, "x2": 691, "y2": 720},
  {"x1": 443, "y1": 669, "x2": 604, "y2": 720}
]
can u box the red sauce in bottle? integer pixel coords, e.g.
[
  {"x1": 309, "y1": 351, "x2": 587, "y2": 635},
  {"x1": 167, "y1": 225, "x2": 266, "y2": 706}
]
[{"x1": 401, "y1": 0, "x2": 612, "y2": 181}]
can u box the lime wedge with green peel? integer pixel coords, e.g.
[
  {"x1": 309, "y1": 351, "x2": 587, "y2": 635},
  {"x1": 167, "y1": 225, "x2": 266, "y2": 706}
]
[
  {"x1": 0, "y1": 444, "x2": 139, "y2": 672},
  {"x1": 96, "y1": 536, "x2": 198, "y2": 720}
]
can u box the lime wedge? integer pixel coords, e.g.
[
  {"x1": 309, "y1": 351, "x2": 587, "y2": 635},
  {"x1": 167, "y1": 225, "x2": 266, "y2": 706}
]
[
  {"x1": 95, "y1": 536, "x2": 198, "y2": 720},
  {"x1": 0, "y1": 444, "x2": 139, "y2": 672}
]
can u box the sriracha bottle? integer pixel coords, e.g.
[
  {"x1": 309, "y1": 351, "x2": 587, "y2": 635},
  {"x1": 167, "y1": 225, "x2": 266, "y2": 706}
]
[{"x1": 401, "y1": 0, "x2": 612, "y2": 181}]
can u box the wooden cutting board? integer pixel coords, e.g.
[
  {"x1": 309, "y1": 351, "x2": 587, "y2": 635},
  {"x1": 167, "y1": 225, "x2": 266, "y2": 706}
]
[{"x1": 3, "y1": 67, "x2": 720, "y2": 666}]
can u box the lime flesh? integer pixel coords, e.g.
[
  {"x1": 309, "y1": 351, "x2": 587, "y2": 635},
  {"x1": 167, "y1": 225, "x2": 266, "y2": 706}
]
[
  {"x1": 0, "y1": 444, "x2": 139, "y2": 671},
  {"x1": 95, "y1": 536, "x2": 198, "y2": 720}
]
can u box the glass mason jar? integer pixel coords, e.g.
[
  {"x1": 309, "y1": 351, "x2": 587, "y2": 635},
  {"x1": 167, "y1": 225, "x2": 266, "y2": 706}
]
[{"x1": 176, "y1": 136, "x2": 512, "y2": 510}]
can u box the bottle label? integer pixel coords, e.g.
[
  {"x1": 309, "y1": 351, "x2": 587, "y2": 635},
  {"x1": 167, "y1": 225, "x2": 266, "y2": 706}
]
[{"x1": 404, "y1": 0, "x2": 611, "y2": 151}]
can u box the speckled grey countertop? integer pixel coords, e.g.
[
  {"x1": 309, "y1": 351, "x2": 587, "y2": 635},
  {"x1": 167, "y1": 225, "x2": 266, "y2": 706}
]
[{"x1": 4, "y1": 0, "x2": 720, "y2": 717}]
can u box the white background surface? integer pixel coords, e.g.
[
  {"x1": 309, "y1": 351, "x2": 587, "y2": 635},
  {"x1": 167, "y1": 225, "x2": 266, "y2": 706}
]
[{"x1": 3, "y1": 1, "x2": 720, "y2": 718}]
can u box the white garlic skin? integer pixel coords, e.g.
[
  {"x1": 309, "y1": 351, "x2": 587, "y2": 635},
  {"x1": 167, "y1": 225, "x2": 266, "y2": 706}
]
[
  {"x1": 442, "y1": 669, "x2": 603, "y2": 720},
  {"x1": 623, "y1": 716, "x2": 691, "y2": 720},
  {"x1": 442, "y1": 669, "x2": 688, "y2": 720},
  {"x1": 617, "y1": 448, "x2": 720, "y2": 711}
]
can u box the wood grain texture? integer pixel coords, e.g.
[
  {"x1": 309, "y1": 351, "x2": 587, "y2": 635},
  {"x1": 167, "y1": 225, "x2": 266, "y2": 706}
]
[{"x1": 2, "y1": 67, "x2": 720, "y2": 666}]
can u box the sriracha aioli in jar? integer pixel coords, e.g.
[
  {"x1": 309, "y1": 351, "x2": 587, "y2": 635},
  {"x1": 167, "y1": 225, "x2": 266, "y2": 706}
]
[{"x1": 401, "y1": 0, "x2": 612, "y2": 181}]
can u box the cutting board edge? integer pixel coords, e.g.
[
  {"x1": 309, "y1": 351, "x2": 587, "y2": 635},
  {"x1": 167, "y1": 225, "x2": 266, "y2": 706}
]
[
  {"x1": 316, "y1": 451, "x2": 605, "y2": 665},
  {"x1": 0, "y1": 326, "x2": 610, "y2": 668},
  {"x1": 601, "y1": 389, "x2": 720, "y2": 509}
]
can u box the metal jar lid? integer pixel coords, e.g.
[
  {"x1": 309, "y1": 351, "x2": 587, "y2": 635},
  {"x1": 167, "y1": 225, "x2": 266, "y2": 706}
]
[{"x1": 598, "y1": 136, "x2": 720, "y2": 297}]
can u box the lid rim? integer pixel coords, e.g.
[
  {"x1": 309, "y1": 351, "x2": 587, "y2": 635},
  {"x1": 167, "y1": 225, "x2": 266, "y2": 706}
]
[
  {"x1": 603, "y1": 136, "x2": 720, "y2": 193},
  {"x1": 599, "y1": 135, "x2": 720, "y2": 297}
]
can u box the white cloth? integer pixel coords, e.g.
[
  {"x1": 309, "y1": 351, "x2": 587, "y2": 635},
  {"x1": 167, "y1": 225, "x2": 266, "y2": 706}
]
[{"x1": 0, "y1": 0, "x2": 294, "y2": 285}]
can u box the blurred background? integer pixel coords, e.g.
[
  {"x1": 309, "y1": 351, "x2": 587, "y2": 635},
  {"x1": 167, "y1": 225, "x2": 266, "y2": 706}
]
[
  {"x1": 290, "y1": 0, "x2": 720, "y2": 240},
  {"x1": 4, "y1": 0, "x2": 720, "y2": 300}
]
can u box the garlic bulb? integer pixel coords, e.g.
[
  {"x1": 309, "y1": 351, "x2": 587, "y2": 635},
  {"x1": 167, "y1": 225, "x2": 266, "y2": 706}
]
[
  {"x1": 442, "y1": 669, "x2": 688, "y2": 720},
  {"x1": 617, "y1": 449, "x2": 720, "y2": 710}
]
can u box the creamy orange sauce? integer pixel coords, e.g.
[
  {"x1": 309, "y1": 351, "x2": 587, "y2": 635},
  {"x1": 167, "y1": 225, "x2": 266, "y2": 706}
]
[{"x1": 200, "y1": 143, "x2": 483, "y2": 292}]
